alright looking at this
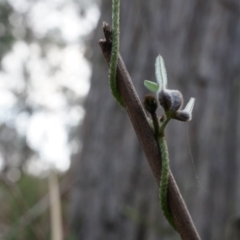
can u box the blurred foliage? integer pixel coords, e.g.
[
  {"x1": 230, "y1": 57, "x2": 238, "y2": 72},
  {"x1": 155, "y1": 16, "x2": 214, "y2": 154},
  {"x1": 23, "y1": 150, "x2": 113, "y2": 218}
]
[
  {"x1": 0, "y1": 172, "x2": 73, "y2": 239},
  {"x1": 0, "y1": 0, "x2": 96, "y2": 171},
  {"x1": 0, "y1": 123, "x2": 34, "y2": 171},
  {"x1": 0, "y1": 0, "x2": 98, "y2": 239},
  {"x1": 0, "y1": 174, "x2": 49, "y2": 239},
  {"x1": 0, "y1": 1, "x2": 15, "y2": 63}
]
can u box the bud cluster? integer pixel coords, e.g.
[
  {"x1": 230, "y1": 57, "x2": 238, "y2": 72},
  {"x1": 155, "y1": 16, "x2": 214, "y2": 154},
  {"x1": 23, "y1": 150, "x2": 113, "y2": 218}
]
[{"x1": 144, "y1": 55, "x2": 195, "y2": 123}]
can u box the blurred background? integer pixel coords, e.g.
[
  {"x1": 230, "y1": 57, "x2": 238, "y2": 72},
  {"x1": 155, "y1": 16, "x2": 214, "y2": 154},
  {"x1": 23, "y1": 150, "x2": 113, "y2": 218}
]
[
  {"x1": 0, "y1": 0, "x2": 99, "y2": 239},
  {"x1": 0, "y1": 0, "x2": 240, "y2": 239}
]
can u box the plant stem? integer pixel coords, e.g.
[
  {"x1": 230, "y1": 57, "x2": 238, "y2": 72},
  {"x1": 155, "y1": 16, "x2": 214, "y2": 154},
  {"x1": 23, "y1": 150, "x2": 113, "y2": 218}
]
[
  {"x1": 99, "y1": 23, "x2": 201, "y2": 240},
  {"x1": 158, "y1": 135, "x2": 176, "y2": 229},
  {"x1": 109, "y1": 0, "x2": 124, "y2": 106}
]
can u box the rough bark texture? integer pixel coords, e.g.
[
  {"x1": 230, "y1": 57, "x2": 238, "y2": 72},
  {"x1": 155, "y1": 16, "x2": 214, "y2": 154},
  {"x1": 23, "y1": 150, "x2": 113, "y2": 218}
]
[{"x1": 70, "y1": 1, "x2": 240, "y2": 240}]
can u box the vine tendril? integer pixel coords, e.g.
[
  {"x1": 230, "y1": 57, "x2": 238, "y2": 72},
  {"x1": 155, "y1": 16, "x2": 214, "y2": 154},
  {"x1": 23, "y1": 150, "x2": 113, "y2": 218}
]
[{"x1": 109, "y1": 0, "x2": 124, "y2": 106}]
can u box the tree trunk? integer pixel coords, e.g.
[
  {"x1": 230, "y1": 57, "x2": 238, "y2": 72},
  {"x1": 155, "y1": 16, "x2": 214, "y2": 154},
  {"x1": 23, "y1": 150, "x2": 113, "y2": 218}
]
[{"x1": 70, "y1": 1, "x2": 240, "y2": 239}]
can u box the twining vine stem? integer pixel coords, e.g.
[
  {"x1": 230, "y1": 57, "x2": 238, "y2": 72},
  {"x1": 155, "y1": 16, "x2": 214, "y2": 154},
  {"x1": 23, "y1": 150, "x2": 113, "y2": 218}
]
[
  {"x1": 158, "y1": 135, "x2": 175, "y2": 229},
  {"x1": 109, "y1": 0, "x2": 124, "y2": 106},
  {"x1": 99, "y1": 23, "x2": 201, "y2": 240},
  {"x1": 143, "y1": 95, "x2": 176, "y2": 229}
]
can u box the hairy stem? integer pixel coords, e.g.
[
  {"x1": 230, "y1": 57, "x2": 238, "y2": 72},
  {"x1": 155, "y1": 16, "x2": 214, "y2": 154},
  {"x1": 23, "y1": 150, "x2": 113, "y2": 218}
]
[
  {"x1": 109, "y1": 0, "x2": 124, "y2": 106},
  {"x1": 158, "y1": 135, "x2": 176, "y2": 229}
]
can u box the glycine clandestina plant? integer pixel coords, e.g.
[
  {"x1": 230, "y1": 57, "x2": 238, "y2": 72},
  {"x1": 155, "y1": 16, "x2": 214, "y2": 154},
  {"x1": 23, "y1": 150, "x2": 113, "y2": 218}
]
[
  {"x1": 144, "y1": 55, "x2": 195, "y2": 230},
  {"x1": 108, "y1": 0, "x2": 196, "y2": 233}
]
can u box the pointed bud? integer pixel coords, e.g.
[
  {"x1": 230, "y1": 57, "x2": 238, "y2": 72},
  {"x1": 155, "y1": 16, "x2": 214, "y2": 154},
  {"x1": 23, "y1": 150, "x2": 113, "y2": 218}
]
[
  {"x1": 173, "y1": 98, "x2": 195, "y2": 122},
  {"x1": 173, "y1": 111, "x2": 191, "y2": 121},
  {"x1": 183, "y1": 97, "x2": 195, "y2": 114}
]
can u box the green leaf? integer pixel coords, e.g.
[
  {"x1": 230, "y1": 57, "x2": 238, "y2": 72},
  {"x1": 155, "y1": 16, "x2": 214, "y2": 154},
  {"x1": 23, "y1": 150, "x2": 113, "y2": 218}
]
[
  {"x1": 144, "y1": 80, "x2": 159, "y2": 93},
  {"x1": 155, "y1": 55, "x2": 167, "y2": 90}
]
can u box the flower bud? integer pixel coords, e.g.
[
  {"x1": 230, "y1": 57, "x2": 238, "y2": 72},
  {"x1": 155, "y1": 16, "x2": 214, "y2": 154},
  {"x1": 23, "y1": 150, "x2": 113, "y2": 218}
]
[
  {"x1": 143, "y1": 95, "x2": 158, "y2": 114},
  {"x1": 173, "y1": 98, "x2": 195, "y2": 122},
  {"x1": 158, "y1": 89, "x2": 183, "y2": 113},
  {"x1": 173, "y1": 111, "x2": 191, "y2": 122}
]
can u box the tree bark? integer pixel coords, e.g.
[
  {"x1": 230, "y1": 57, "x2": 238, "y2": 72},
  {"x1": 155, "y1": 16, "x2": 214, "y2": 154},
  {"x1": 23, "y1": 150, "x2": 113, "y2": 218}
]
[{"x1": 70, "y1": 1, "x2": 240, "y2": 239}]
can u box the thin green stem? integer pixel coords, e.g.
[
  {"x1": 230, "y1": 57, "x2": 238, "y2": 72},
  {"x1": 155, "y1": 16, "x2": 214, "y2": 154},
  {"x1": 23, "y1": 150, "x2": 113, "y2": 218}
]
[
  {"x1": 159, "y1": 116, "x2": 171, "y2": 135},
  {"x1": 151, "y1": 112, "x2": 160, "y2": 136},
  {"x1": 109, "y1": 0, "x2": 124, "y2": 106},
  {"x1": 158, "y1": 135, "x2": 176, "y2": 229},
  {"x1": 157, "y1": 114, "x2": 176, "y2": 229}
]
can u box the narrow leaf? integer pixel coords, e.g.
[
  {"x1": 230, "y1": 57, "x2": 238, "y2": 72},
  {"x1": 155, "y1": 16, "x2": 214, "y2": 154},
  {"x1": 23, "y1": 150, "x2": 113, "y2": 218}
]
[
  {"x1": 155, "y1": 55, "x2": 167, "y2": 91},
  {"x1": 144, "y1": 80, "x2": 159, "y2": 93}
]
